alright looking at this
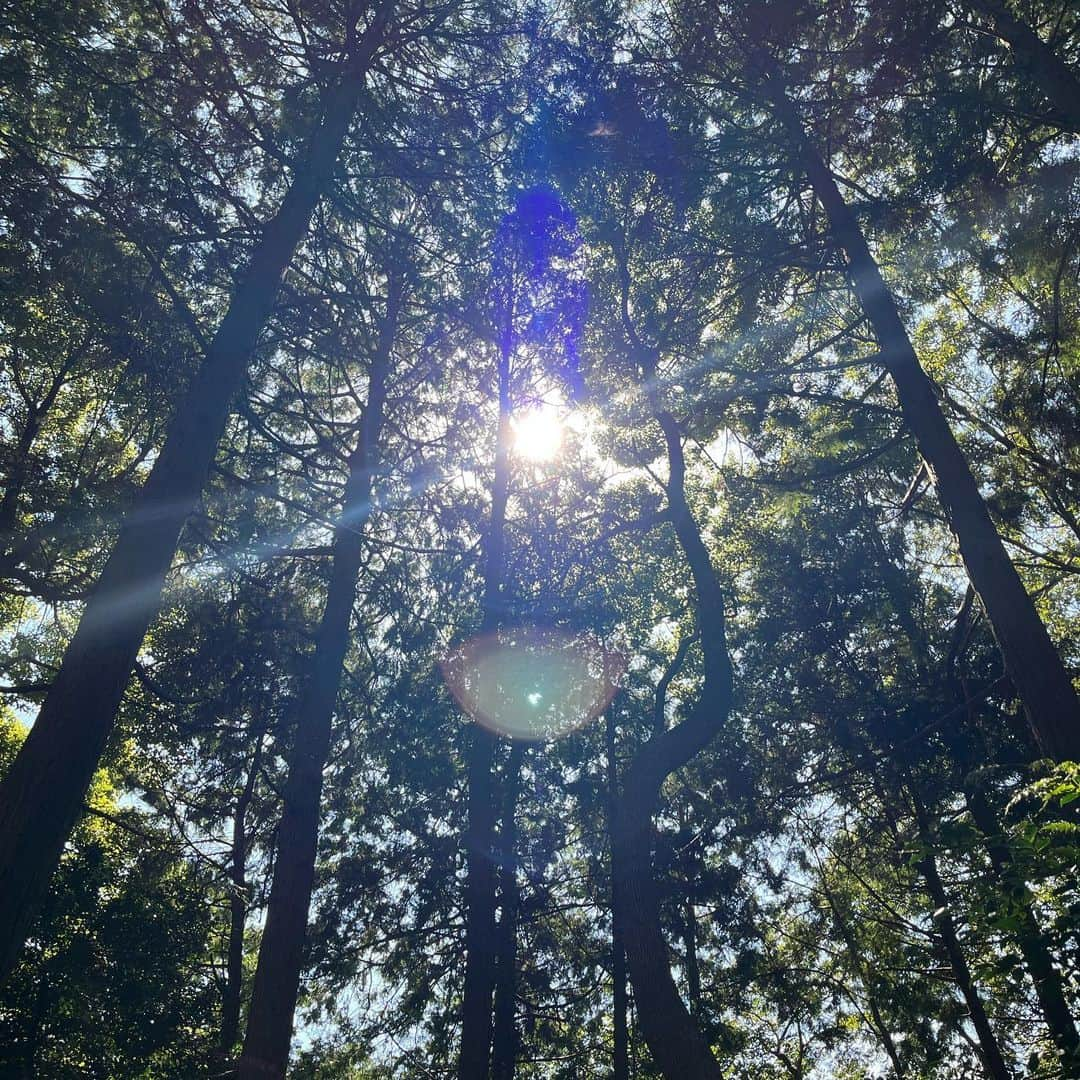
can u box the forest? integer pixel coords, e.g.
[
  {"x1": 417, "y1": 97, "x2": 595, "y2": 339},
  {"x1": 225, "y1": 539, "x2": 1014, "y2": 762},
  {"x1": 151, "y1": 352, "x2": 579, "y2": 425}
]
[{"x1": 1, "y1": 0, "x2": 1080, "y2": 1076}]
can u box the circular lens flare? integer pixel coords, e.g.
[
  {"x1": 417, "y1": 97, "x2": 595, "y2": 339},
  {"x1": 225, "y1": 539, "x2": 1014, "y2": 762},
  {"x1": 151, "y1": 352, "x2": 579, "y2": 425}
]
[
  {"x1": 441, "y1": 626, "x2": 624, "y2": 741},
  {"x1": 512, "y1": 407, "x2": 563, "y2": 461}
]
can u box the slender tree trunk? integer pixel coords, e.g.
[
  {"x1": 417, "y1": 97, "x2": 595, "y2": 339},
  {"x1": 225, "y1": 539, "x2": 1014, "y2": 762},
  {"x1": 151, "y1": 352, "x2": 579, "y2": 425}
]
[
  {"x1": 924, "y1": 565, "x2": 1078, "y2": 1065},
  {"x1": 459, "y1": 352, "x2": 513, "y2": 1080},
  {"x1": 237, "y1": 288, "x2": 398, "y2": 1080},
  {"x1": 220, "y1": 737, "x2": 264, "y2": 1057},
  {"x1": 945, "y1": 680, "x2": 1080, "y2": 1069},
  {"x1": 605, "y1": 711, "x2": 630, "y2": 1080},
  {"x1": 0, "y1": 360, "x2": 69, "y2": 565},
  {"x1": 833, "y1": 678, "x2": 1008, "y2": 1080},
  {"x1": 676, "y1": 803, "x2": 702, "y2": 1021},
  {"x1": 0, "y1": 352, "x2": 77, "y2": 573},
  {"x1": 970, "y1": 0, "x2": 1080, "y2": 133},
  {"x1": 818, "y1": 872, "x2": 907, "y2": 1078},
  {"x1": 758, "y1": 68, "x2": 1080, "y2": 763},
  {"x1": 965, "y1": 783, "x2": 1080, "y2": 1069},
  {"x1": 611, "y1": 391, "x2": 731, "y2": 1079},
  {"x1": 0, "y1": 412, "x2": 44, "y2": 567},
  {"x1": 682, "y1": 897, "x2": 702, "y2": 1021},
  {"x1": 0, "y1": 14, "x2": 390, "y2": 984},
  {"x1": 907, "y1": 784, "x2": 1012, "y2": 1080},
  {"x1": 491, "y1": 746, "x2": 524, "y2": 1080}
]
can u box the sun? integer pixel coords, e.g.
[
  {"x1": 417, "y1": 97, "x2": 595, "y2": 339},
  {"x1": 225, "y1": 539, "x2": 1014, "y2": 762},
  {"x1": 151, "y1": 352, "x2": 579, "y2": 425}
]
[{"x1": 512, "y1": 406, "x2": 563, "y2": 462}]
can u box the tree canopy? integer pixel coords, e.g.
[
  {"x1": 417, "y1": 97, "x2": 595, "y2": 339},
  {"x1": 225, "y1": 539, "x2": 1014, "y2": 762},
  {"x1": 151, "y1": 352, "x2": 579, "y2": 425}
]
[{"x1": 1, "y1": 1, "x2": 1079, "y2": 1077}]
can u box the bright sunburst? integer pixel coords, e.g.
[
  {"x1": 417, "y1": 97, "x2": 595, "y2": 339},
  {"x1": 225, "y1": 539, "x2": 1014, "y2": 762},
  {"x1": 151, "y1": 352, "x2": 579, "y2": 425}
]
[{"x1": 512, "y1": 406, "x2": 563, "y2": 461}]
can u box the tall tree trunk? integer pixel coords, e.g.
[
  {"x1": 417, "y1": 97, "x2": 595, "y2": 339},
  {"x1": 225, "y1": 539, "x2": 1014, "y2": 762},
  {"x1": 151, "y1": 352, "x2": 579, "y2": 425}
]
[
  {"x1": 906, "y1": 782, "x2": 1012, "y2": 1080},
  {"x1": 459, "y1": 352, "x2": 513, "y2": 1080},
  {"x1": 220, "y1": 737, "x2": 264, "y2": 1057},
  {"x1": 756, "y1": 66, "x2": 1080, "y2": 763},
  {"x1": 491, "y1": 746, "x2": 524, "y2": 1080},
  {"x1": 605, "y1": 711, "x2": 630, "y2": 1080},
  {"x1": 237, "y1": 286, "x2": 398, "y2": 1080},
  {"x1": 611, "y1": 389, "x2": 732, "y2": 1080},
  {"x1": 970, "y1": 0, "x2": 1080, "y2": 133},
  {"x1": 0, "y1": 13, "x2": 390, "y2": 984}
]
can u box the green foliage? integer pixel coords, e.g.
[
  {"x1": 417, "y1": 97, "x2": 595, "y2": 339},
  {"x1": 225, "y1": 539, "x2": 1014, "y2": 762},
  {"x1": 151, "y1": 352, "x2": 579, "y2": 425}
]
[{"x1": 2, "y1": 0, "x2": 1080, "y2": 1075}]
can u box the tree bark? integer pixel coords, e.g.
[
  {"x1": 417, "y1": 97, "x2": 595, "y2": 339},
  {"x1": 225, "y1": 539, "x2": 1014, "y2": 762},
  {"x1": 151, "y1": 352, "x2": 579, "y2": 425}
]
[
  {"x1": 758, "y1": 69, "x2": 1080, "y2": 763},
  {"x1": 818, "y1": 872, "x2": 907, "y2": 1078},
  {"x1": 237, "y1": 283, "x2": 398, "y2": 1079},
  {"x1": 605, "y1": 711, "x2": 630, "y2": 1080},
  {"x1": 0, "y1": 13, "x2": 390, "y2": 984},
  {"x1": 945, "y1": 681, "x2": 1080, "y2": 1070},
  {"x1": 491, "y1": 745, "x2": 524, "y2": 1080},
  {"x1": 907, "y1": 784, "x2": 1012, "y2": 1080},
  {"x1": 0, "y1": 355, "x2": 71, "y2": 566},
  {"x1": 682, "y1": 897, "x2": 702, "y2": 1021},
  {"x1": 611, "y1": 393, "x2": 731, "y2": 1080},
  {"x1": 459, "y1": 350, "x2": 513, "y2": 1080},
  {"x1": 965, "y1": 783, "x2": 1080, "y2": 1070},
  {"x1": 941, "y1": 567, "x2": 1078, "y2": 1066},
  {"x1": 970, "y1": 0, "x2": 1080, "y2": 133},
  {"x1": 220, "y1": 737, "x2": 264, "y2": 1057}
]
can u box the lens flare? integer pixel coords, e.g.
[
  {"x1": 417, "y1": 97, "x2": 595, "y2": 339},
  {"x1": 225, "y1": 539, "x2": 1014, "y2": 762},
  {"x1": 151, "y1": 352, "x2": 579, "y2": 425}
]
[
  {"x1": 512, "y1": 407, "x2": 563, "y2": 461},
  {"x1": 441, "y1": 626, "x2": 623, "y2": 741}
]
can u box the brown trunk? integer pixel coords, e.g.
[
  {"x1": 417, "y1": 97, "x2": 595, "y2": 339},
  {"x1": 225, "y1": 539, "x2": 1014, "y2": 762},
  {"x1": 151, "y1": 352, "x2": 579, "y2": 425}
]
[
  {"x1": 907, "y1": 784, "x2": 1012, "y2": 1080},
  {"x1": 219, "y1": 737, "x2": 263, "y2": 1056},
  {"x1": 970, "y1": 0, "x2": 1080, "y2": 133},
  {"x1": 237, "y1": 285, "x2": 398, "y2": 1080},
  {"x1": 605, "y1": 711, "x2": 630, "y2": 1080},
  {"x1": 459, "y1": 349, "x2": 513, "y2": 1080},
  {"x1": 0, "y1": 15, "x2": 389, "y2": 984},
  {"x1": 611, "y1": 393, "x2": 731, "y2": 1080},
  {"x1": 491, "y1": 746, "x2": 524, "y2": 1080},
  {"x1": 758, "y1": 69, "x2": 1080, "y2": 763}
]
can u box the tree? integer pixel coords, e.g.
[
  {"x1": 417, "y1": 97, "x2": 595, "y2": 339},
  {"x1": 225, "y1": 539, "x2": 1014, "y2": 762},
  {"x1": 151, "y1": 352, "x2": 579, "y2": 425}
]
[{"x1": 0, "y1": 1, "x2": 395, "y2": 979}]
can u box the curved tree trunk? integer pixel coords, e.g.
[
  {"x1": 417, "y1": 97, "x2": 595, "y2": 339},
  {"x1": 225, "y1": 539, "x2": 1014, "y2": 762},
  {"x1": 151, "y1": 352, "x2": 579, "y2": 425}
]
[
  {"x1": 0, "y1": 12, "x2": 390, "y2": 984},
  {"x1": 237, "y1": 285, "x2": 399, "y2": 1080},
  {"x1": 970, "y1": 0, "x2": 1080, "y2": 133},
  {"x1": 611, "y1": 398, "x2": 732, "y2": 1080},
  {"x1": 756, "y1": 66, "x2": 1080, "y2": 763}
]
